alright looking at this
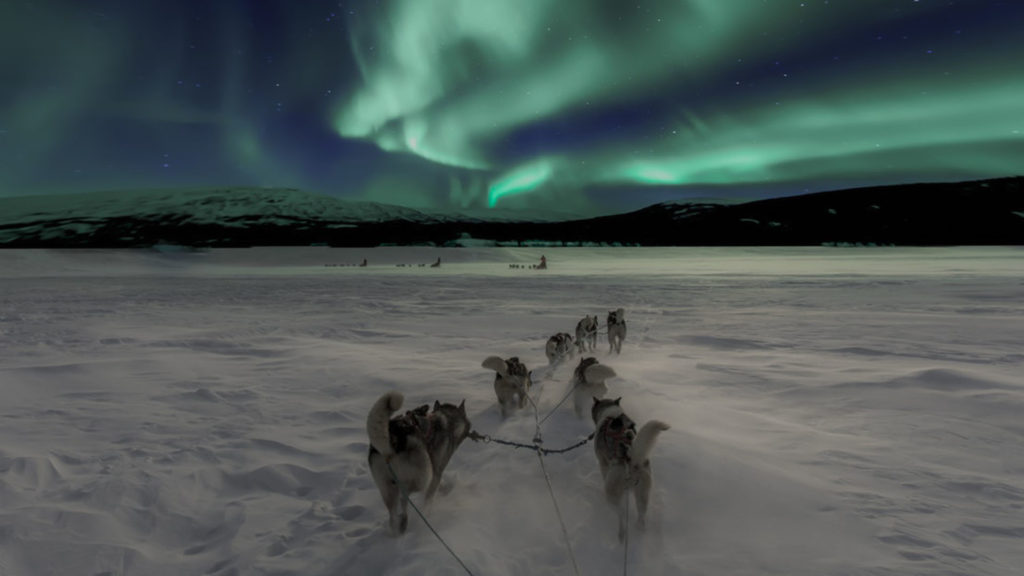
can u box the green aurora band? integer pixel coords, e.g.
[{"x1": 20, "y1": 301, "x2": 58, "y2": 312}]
[
  {"x1": 2, "y1": 1, "x2": 1020, "y2": 210},
  {"x1": 334, "y1": 0, "x2": 1024, "y2": 208}
]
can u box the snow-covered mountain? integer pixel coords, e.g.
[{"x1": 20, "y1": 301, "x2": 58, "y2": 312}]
[{"x1": 0, "y1": 187, "x2": 438, "y2": 247}]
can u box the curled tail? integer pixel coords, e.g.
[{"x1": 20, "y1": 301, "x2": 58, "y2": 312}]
[
  {"x1": 482, "y1": 356, "x2": 508, "y2": 378},
  {"x1": 367, "y1": 391, "x2": 404, "y2": 456},
  {"x1": 630, "y1": 420, "x2": 669, "y2": 464},
  {"x1": 584, "y1": 364, "x2": 617, "y2": 385}
]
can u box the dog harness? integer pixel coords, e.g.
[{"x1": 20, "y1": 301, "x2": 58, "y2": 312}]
[
  {"x1": 413, "y1": 414, "x2": 436, "y2": 445},
  {"x1": 386, "y1": 410, "x2": 436, "y2": 453},
  {"x1": 574, "y1": 357, "x2": 600, "y2": 383},
  {"x1": 598, "y1": 416, "x2": 635, "y2": 464},
  {"x1": 505, "y1": 357, "x2": 529, "y2": 379}
]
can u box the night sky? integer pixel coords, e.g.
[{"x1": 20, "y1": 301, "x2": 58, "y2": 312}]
[{"x1": 2, "y1": 0, "x2": 1022, "y2": 217}]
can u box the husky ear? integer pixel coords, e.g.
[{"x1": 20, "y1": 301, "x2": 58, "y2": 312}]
[
  {"x1": 458, "y1": 399, "x2": 466, "y2": 414},
  {"x1": 592, "y1": 396, "x2": 601, "y2": 406},
  {"x1": 434, "y1": 400, "x2": 442, "y2": 411},
  {"x1": 614, "y1": 397, "x2": 622, "y2": 405}
]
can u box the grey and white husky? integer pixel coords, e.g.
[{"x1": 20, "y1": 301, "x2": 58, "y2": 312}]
[
  {"x1": 571, "y1": 356, "x2": 617, "y2": 418},
  {"x1": 591, "y1": 397, "x2": 670, "y2": 541},
  {"x1": 366, "y1": 392, "x2": 471, "y2": 535},
  {"x1": 575, "y1": 315, "x2": 599, "y2": 353},
  {"x1": 607, "y1": 308, "x2": 627, "y2": 354},
  {"x1": 545, "y1": 332, "x2": 575, "y2": 365},
  {"x1": 482, "y1": 355, "x2": 533, "y2": 418}
]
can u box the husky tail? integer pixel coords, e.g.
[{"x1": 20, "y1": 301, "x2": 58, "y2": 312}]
[
  {"x1": 630, "y1": 420, "x2": 670, "y2": 463},
  {"x1": 583, "y1": 363, "x2": 617, "y2": 385},
  {"x1": 482, "y1": 356, "x2": 508, "y2": 378},
  {"x1": 367, "y1": 391, "x2": 404, "y2": 456}
]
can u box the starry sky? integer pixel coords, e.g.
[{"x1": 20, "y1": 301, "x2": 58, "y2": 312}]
[{"x1": 2, "y1": 0, "x2": 1022, "y2": 217}]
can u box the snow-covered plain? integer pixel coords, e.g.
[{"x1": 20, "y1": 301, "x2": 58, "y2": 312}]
[{"x1": 1, "y1": 246, "x2": 1022, "y2": 576}]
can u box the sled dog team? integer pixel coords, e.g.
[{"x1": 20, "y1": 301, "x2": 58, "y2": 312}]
[{"x1": 366, "y1": 307, "x2": 670, "y2": 541}]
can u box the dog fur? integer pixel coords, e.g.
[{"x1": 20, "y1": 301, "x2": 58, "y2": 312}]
[
  {"x1": 575, "y1": 315, "x2": 599, "y2": 353},
  {"x1": 591, "y1": 397, "x2": 669, "y2": 541},
  {"x1": 366, "y1": 392, "x2": 471, "y2": 535},
  {"x1": 482, "y1": 355, "x2": 533, "y2": 418},
  {"x1": 545, "y1": 332, "x2": 575, "y2": 365},
  {"x1": 607, "y1": 308, "x2": 627, "y2": 354},
  {"x1": 571, "y1": 356, "x2": 617, "y2": 418}
]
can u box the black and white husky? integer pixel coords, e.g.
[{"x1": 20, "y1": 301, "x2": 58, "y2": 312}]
[
  {"x1": 591, "y1": 397, "x2": 670, "y2": 541},
  {"x1": 545, "y1": 332, "x2": 575, "y2": 365},
  {"x1": 366, "y1": 392, "x2": 471, "y2": 535},
  {"x1": 575, "y1": 315, "x2": 599, "y2": 353},
  {"x1": 607, "y1": 308, "x2": 627, "y2": 354},
  {"x1": 571, "y1": 356, "x2": 617, "y2": 418},
  {"x1": 481, "y1": 356, "x2": 533, "y2": 418}
]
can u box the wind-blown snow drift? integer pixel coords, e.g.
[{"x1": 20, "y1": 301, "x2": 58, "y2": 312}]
[{"x1": 1, "y1": 246, "x2": 1022, "y2": 575}]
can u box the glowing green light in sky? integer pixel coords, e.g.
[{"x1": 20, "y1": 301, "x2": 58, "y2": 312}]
[
  {"x1": 2, "y1": 0, "x2": 1021, "y2": 212},
  {"x1": 481, "y1": 75, "x2": 1024, "y2": 205},
  {"x1": 333, "y1": 0, "x2": 763, "y2": 171},
  {"x1": 334, "y1": 0, "x2": 1024, "y2": 210},
  {"x1": 592, "y1": 76, "x2": 1024, "y2": 187},
  {"x1": 488, "y1": 159, "x2": 554, "y2": 207}
]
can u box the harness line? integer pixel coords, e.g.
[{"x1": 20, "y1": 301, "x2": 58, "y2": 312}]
[
  {"x1": 538, "y1": 380, "x2": 580, "y2": 427},
  {"x1": 467, "y1": 430, "x2": 594, "y2": 455},
  {"x1": 466, "y1": 364, "x2": 632, "y2": 575},
  {"x1": 385, "y1": 460, "x2": 475, "y2": 576},
  {"x1": 623, "y1": 485, "x2": 630, "y2": 576},
  {"x1": 535, "y1": 449, "x2": 582, "y2": 576},
  {"x1": 526, "y1": 388, "x2": 583, "y2": 576}
]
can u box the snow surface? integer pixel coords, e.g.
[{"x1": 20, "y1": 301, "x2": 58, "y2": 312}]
[{"x1": 1, "y1": 246, "x2": 1023, "y2": 576}]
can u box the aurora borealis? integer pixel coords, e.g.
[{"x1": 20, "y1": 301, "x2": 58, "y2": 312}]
[{"x1": 2, "y1": 0, "x2": 1022, "y2": 216}]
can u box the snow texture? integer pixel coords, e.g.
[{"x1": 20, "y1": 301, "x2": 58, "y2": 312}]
[{"x1": 1, "y1": 246, "x2": 1023, "y2": 576}]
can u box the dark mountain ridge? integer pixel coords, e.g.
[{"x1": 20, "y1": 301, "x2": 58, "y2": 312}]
[{"x1": 1, "y1": 177, "x2": 1021, "y2": 247}]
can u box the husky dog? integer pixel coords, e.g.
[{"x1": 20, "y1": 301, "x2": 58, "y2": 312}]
[
  {"x1": 545, "y1": 332, "x2": 575, "y2": 365},
  {"x1": 591, "y1": 397, "x2": 670, "y2": 541},
  {"x1": 366, "y1": 392, "x2": 471, "y2": 535},
  {"x1": 575, "y1": 315, "x2": 599, "y2": 353},
  {"x1": 607, "y1": 308, "x2": 627, "y2": 354},
  {"x1": 571, "y1": 357, "x2": 617, "y2": 418},
  {"x1": 482, "y1": 356, "x2": 533, "y2": 418}
]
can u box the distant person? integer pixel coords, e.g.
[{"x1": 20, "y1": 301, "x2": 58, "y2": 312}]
[
  {"x1": 430, "y1": 257, "x2": 441, "y2": 268},
  {"x1": 359, "y1": 258, "x2": 367, "y2": 267},
  {"x1": 537, "y1": 255, "x2": 547, "y2": 270}
]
